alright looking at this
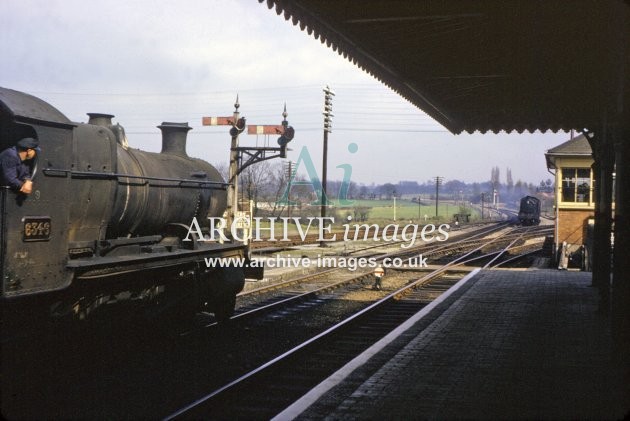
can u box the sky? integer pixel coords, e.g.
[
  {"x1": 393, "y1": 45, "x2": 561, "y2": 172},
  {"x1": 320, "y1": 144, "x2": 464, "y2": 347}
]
[{"x1": 0, "y1": 0, "x2": 569, "y2": 186}]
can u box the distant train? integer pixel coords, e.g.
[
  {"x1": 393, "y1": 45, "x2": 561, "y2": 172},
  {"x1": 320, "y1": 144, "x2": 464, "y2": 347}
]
[
  {"x1": 518, "y1": 195, "x2": 541, "y2": 226},
  {"x1": 1, "y1": 87, "x2": 261, "y2": 326}
]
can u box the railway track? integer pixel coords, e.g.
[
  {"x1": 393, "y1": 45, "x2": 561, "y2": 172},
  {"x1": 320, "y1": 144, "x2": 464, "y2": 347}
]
[
  {"x1": 185, "y1": 223, "x2": 510, "y2": 328},
  {"x1": 3, "y1": 223, "x2": 549, "y2": 420},
  {"x1": 166, "y1": 227, "x2": 535, "y2": 419},
  {"x1": 246, "y1": 223, "x2": 507, "y2": 285},
  {"x1": 168, "y1": 276, "x2": 469, "y2": 419},
  {"x1": 223, "y1": 224, "x2": 550, "y2": 323},
  {"x1": 248, "y1": 221, "x2": 506, "y2": 251}
]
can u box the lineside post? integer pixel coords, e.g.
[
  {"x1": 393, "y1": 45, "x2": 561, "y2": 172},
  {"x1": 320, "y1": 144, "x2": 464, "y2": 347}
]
[
  {"x1": 202, "y1": 98, "x2": 245, "y2": 236},
  {"x1": 320, "y1": 85, "x2": 334, "y2": 247}
]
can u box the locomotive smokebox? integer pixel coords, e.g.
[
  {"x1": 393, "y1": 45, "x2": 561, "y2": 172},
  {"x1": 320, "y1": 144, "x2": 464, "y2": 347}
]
[{"x1": 159, "y1": 122, "x2": 191, "y2": 157}]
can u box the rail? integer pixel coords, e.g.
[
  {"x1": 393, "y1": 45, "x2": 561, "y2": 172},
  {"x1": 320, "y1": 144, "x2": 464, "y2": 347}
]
[{"x1": 165, "y1": 225, "x2": 531, "y2": 419}]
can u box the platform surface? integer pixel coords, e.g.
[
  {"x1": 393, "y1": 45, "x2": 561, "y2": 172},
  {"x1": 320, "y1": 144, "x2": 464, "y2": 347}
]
[{"x1": 285, "y1": 269, "x2": 627, "y2": 420}]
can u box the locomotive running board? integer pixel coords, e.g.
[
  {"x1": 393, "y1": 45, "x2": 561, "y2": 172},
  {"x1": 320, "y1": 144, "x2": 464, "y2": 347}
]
[{"x1": 67, "y1": 242, "x2": 245, "y2": 280}]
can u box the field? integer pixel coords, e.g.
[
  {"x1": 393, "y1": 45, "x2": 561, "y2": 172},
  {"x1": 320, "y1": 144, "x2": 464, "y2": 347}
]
[
  {"x1": 259, "y1": 198, "x2": 482, "y2": 234},
  {"x1": 330, "y1": 199, "x2": 479, "y2": 225}
]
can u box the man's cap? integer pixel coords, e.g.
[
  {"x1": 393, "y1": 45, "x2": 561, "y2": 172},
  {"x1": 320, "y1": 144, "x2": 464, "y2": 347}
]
[{"x1": 17, "y1": 138, "x2": 39, "y2": 149}]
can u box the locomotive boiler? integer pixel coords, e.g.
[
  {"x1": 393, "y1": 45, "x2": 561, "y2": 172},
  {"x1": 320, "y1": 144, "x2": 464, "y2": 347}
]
[{"x1": 0, "y1": 87, "x2": 256, "y2": 324}]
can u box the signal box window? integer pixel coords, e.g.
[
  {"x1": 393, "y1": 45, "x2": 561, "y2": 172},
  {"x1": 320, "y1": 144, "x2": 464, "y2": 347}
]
[{"x1": 561, "y1": 168, "x2": 591, "y2": 203}]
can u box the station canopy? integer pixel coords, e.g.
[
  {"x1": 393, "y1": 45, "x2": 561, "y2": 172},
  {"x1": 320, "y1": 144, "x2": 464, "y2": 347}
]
[{"x1": 260, "y1": 0, "x2": 629, "y2": 134}]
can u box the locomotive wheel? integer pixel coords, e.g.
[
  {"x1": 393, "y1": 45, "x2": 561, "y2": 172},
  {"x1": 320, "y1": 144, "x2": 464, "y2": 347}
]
[
  {"x1": 208, "y1": 265, "x2": 245, "y2": 324},
  {"x1": 214, "y1": 295, "x2": 236, "y2": 324}
]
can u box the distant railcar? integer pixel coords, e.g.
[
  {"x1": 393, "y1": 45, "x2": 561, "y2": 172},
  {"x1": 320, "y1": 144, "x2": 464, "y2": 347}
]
[
  {"x1": 518, "y1": 195, "x2": 541, "y2": 225},
  {"x1": 0, "y1": 87, "x2": 260, "y2": 326}
]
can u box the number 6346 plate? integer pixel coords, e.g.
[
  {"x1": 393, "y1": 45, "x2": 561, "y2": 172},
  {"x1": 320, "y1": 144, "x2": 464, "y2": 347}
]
[{"x1": 23, "y1": 217, "x2": 51, "y2": 242}]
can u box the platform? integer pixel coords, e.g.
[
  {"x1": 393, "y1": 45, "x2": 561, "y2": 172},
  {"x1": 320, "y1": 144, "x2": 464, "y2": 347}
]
[{"x1": 276, "y1": 268, "x2": 628, "y2": 420}]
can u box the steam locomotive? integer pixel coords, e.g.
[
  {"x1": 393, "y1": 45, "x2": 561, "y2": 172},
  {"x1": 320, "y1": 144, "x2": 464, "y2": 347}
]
[
  {"x1": 0, "y1": 87, "x2": 259, "y2": 324},
  {"x1": 518, "y1": 195, "x2": 541, "y2": 226}
]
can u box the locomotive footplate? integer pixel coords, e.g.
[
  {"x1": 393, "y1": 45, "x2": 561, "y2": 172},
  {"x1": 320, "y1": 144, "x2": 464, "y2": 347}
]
[{"x1": 67, "y1": 242, "x2": 247, "y2": 280}]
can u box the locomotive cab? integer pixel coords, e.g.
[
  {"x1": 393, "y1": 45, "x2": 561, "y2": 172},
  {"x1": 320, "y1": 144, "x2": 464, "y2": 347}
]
[{"x1": 1, "y1": 88, "x2": 75, "y2": 298}]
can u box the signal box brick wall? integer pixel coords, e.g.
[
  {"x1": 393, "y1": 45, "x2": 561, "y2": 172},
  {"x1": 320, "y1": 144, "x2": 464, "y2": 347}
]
[{"x1": 557, "y1": 209, "x2": 593, "y2": 245}]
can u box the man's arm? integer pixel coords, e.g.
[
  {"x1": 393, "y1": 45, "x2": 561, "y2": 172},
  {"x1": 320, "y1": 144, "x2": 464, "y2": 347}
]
[{"x1": 0, "y1": 154, "x2": 26, "y2": 191}]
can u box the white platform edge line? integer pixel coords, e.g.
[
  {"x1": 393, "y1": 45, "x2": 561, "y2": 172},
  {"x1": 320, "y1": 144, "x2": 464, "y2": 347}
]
[{"x1": 272, "y1": 268, "x2": 482, "y2": 421}]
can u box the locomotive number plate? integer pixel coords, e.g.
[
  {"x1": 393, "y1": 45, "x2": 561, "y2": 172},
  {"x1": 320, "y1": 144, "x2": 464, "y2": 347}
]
[{"x1": 23, "y1": 217, "x2": 51, "y2": 242}]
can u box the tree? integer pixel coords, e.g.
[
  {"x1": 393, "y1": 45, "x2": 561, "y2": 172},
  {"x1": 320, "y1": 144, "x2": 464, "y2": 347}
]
[
  {"x1": 471, "y1": 182, "x2": 481, "y2": 202},
  {"x1": 380, "y1": 183, "x2": 396, "y2": 199},
  {"x1": 239, "y1": 160, "x2": 272, "y2": 216},
  {"x1": 267, "y1": 161, "x2": 290, "y2": 217},
  {"x1": 213, "y1": 161, "x2": 229, "y2": 181},
  {"x1": 358, "y1": 185, "x2": 369, "y2": 199},
  {"x1": 444, "y1": 179, "x2": 466, "y2": 199},
  {"x1": 353, "y1": 206, "x2": 371, "y2": 222},
  {"x1": 346, "y1": 180, "x2": 358, "y2": 200},
  {"x1": 490, "y1": 166, "x2": 501, "y2": 191},
  {"x1": 506, "y1": 167, "x2": 514, "y2": 194}
]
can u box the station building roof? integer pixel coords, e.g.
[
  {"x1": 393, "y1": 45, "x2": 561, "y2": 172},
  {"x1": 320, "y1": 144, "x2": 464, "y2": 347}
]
[{"x1": 260, "y1": 0, "x2": 630, "y2": 135}]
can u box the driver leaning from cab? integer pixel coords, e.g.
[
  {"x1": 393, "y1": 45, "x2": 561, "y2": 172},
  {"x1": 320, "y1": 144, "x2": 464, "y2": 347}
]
[{"x1": 0, "y1": 137, "x2": 40, "y2": 195}]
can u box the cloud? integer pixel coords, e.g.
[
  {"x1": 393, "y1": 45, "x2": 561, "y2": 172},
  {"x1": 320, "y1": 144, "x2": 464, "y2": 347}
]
[
  {"x1": 1, "y1": 0, "x2": 373, "y2": 91},
  {"x1": 0, "y1": 0, "x2": 569, "y2": 185}
]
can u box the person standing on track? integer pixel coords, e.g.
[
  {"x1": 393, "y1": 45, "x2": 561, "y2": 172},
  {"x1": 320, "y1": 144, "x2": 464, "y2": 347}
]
[{"x1": 373, "y1": 265, "x2": 385, "y2": 290}]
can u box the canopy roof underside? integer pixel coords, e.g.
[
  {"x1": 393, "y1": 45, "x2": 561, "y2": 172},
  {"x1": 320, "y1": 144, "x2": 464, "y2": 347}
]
[{"x1": 261, "y1": 0, "x2": 629, "y2": 134}]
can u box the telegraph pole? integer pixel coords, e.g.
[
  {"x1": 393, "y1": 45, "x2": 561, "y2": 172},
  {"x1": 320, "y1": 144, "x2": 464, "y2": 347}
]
[
  {"x1": 434, "y1": 176, "x2": 443, "y2": 218},
  {"x1": 321, "y1": 85, "x2": 334, "y2": 247}
]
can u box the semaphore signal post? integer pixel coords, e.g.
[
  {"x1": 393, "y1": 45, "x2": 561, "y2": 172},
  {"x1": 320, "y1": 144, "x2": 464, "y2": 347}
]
[{"x1": 203, "y1": 99, "x2": 295, "y2": 241}]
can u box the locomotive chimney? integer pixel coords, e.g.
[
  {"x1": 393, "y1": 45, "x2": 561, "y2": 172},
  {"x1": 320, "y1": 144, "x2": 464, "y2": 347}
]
[
  {"x1": 87, "y1": 113, "x2": 115, "y2": 126},
  {"x1": 158, "y1": 122, "x2": 191, "y2": 156}
]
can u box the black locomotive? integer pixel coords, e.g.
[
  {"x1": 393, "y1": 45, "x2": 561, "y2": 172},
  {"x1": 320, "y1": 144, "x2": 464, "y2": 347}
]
[
  {"x1": 518, "y1": 195, "x2": 541, "y2": 226},
  {"x1": 0, "y1": 87, "x2": 259, "y2": 324}
]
